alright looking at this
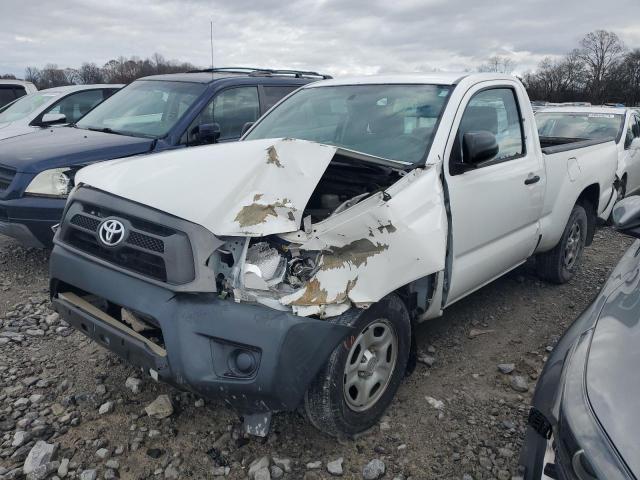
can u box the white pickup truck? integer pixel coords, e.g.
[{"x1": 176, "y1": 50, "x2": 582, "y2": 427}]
[
  {"x1": 536, "y1": 106, "x2": 640, "y2": 199},
  {"x1": 49, "y1": 73, "x2": 618, "y2": 437}
]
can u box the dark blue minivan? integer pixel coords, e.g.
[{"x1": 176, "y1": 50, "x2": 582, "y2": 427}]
[{"x1": 0, "y1": 68, "x2": 329, "y2": 247}]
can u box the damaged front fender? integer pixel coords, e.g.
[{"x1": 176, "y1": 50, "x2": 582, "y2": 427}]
[{"x1": 280, "y1": 166, "x2": 448, "y2": 315}]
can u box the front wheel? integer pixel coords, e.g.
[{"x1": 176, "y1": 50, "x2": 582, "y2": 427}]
[
  {"x1": 304, "y1": 294, "x2": 411, "y2": 437},
  {"x1": 536, "y1": 204, "x2": 588, "y2": 284}
]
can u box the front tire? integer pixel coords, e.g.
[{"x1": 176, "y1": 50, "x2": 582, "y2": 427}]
[
  {"x1": 304, "y1": 294, "x2": 411, "y2": 437},
  {"x1": 536, "y1": 204, "x2": 588, "y2": 284}
]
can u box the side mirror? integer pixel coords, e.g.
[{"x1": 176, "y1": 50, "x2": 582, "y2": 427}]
[
  {"x1": 463, "y1": 131, "x2": 499, "y2": 164},
  {"x1": 194, "y1": 122, "x2": 221, "y2": 144},
  {"x1": 241, "y1": 121, "x2": 255, "y2": 137},
  {"x1": 451, "y1": 131, "x2": 499, "y2": 174},
  {"x1": 612, "y1": 196, "x2": 640, "y2": 238},
  {"x1": 40, "y1": 113, "x2": 67, "y2": 126}
]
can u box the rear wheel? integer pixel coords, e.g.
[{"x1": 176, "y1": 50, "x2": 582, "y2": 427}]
[
  {"x1": 537, "y1": 204, "x2": 588, "y2": 284},
  {"x1": 304, "y1": 294, "x2": 411, "y2": 437}
]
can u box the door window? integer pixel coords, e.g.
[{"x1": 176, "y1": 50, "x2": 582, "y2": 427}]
[
  {"x1": 43, "y1": 90, "x2": 105, "y2": 124},
  {"x1": 452, "y1": 88, "x2": 524, "y2": 167},
  {"x1": 183, "y1": 86, "x2": 259, "y2": 144},
  {"x1": 262, "y1": 85, "x2": 298, "y2": 111},
  {"x1": 0, "y1": 86, "x2": 18, "y2": 108},
  {"x1": 213, "y1": 87, "x2": 259, "y2": 140}
]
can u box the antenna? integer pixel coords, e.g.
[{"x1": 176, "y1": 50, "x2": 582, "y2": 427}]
[{"x1": 210, "y1": 21, "x2": 214, "y2": 80}]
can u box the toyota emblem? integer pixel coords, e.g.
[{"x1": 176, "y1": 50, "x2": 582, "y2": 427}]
[{"x1": 98, "y1": 219, "x2": 125, "y2": 247}]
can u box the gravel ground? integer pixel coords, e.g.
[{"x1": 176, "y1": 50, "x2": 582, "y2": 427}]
[{"x1": 0, "y1": 228, "x2": 633, "y2": 480}]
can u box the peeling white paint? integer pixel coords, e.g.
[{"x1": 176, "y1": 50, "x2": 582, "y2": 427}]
[
  {"x1": 75, "y1": 138, "x2": 338, "y2": 236},
  {"x1": 279, "y1": 167, "x2": 448, "y2": 312}
]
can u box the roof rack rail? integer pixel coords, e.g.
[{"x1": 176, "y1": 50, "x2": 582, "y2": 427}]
[{"x1": 188, "y1": 67, "x2": 332, "y2": 79}]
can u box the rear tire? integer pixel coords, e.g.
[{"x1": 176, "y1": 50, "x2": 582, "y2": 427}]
[
  {"x1": 536, "y1": 204, "x2": 588, "y2": 284},
  {"x1": 304, "y1": 294, "x2": 411, "y2": 437}
]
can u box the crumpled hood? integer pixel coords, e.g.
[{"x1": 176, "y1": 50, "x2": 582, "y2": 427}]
[
  {"x1": 0, "y1": 126, "x2": 154, "y2": 173},
  {"x1": 75, "y1": 138, "x2": 338, "y2": 236}
]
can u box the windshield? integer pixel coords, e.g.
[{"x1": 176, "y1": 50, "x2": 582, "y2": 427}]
[
  {"x1": 245, "y1": 84, "x2": 452, "y2": 164},
  {"x1": 536, "y1": 112, "x2": 624, "y2": 142},
  {"x1": 0, "y1": 92, "x2": 60, "y2": 123},
  {"x1": 76, "y1": 80, "x2": 206, "y2": 138}
]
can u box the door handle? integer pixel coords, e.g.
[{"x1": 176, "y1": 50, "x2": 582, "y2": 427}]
[{"x1": 525, "y1": 174, "x2": 540, "y2": 185}]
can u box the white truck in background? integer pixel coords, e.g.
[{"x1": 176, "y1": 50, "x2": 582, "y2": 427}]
[
  {"x1": 0, "y1": 79, "x2": 37, "y2": 109},
  {"x1": 536, "y1": 106, "x2": 640, "y2": 199},
  {"x1": 50, "y1": 73, "x2": 618, "y2": 437}
]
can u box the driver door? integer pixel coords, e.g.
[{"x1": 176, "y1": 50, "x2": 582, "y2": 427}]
[{"x1": 444, "y1": 82, "x2": 544, "y2": 305}]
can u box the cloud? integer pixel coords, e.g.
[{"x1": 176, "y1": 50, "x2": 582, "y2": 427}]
[{"x1": 0, "y1": 0, "x2": 638, "y2": 78}]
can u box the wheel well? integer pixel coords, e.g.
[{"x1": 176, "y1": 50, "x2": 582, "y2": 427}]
[
  {"x1": 576, "y1": 184, "x2": 599, "y2": 246},
  {"x1": 394, "y1": 274, "x2": 437, "y2": 376}
]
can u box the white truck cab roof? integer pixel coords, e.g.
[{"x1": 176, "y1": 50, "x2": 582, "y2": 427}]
[
  {"x1": 0, "y1": 79, "x2": 37, "y2": 89},
  {"x1": 539, "y1": 106, "x2": 628, "y2": 116},
  {"x1": 304, "y1": 72, "x2": 518, "y2": 88}
]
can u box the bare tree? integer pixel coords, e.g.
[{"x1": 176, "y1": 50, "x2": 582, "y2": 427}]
[
  {"x1": 612, "y1": 49, "x2": 640, "y2": 105},
  {"x1": 478, "y1": 55, "x2": 516, "y2": 74},
  {"x1": 24, "y1": 66, "x2": 40, "y2": 85},
  {"x1": 24, "y1": 53, "x2": 198, "y2": 89},
  {"x1": 77, "y1": 63, "x2": 104, "y2": 84},
  {"x1": 579, "y1": 30, "x2": 625, "y2": 103}
]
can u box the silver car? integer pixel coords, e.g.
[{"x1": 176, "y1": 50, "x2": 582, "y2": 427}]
[{"x1": 0, "y1": 84, "x2": 123, "y2": 141}]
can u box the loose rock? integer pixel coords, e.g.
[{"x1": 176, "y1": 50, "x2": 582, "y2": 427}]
[
  {"x1": 362, "y1": 459, "x2": 386, "y2": 480},
  {"x1": 510, "y1": 375, "x2": 529, "y2": 392},
  {"x1": 497, "y1": 363, "x2": 516, "y2": 374},
  {"x1": 23, "y1": 441, "x2": 57, "y2": 475},
  {"x1": 98, "y1": 401, "x2": 114, "y2": 415},
  {"x1": 327, "y1": 457, "x2": 344, "y2": 476},
  {"x1": 145, "y1": 394, "x2": 174, "y2": 419}
]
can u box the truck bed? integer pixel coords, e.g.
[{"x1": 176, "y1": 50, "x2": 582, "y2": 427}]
[
  {"x1": 540, "y1": 136, "x2": 614, "y2": 154},
  {"x1": 537, "y1": 137, "x2": 618, "y2": 252}
]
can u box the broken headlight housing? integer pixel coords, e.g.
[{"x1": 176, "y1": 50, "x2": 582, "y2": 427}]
[{"x1": 243, "y1": 242, "x2": 287, "y2": 290}]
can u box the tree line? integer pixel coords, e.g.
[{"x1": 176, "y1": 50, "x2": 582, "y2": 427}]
[
  {"x1": 16, "y1": 54, "x2": 196, "y2": 90},
  {"x1": 7, "y1": 30, "x2": 639, "y2": 105},
  {"x1": 521, "y1": 30, "x2": 639, "y2": 105}
]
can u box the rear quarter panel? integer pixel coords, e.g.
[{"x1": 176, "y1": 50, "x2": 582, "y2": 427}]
[{"x1": 537, "y1": 141, "x2": 617, "y2": 252}]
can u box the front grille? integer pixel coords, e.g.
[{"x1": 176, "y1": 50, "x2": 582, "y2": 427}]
[
  {"x1": 70, "y1": 214, "x2": 165, "y2": 253},
  {"x1": 127, "y1": 231, "x2": 164, "y2": 253},
  {"x1": 71, "y1": 214, "x2": 100, "y2": 231},
  {"x1": 0, "y1": 165, "x2": 16, "y2": 190},
  {"x1": 67, "y1": 229, "x2": 167, "y2": 282},
  {"x1": 61, "y1": 197, "x2": 194, "y2": 285}
]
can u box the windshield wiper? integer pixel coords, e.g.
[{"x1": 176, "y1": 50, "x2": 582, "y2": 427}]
[{"x1": 84, "y1": 126, "x2": 126, "y2": 136}]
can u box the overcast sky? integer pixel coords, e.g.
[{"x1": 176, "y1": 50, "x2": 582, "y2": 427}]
[{"x1": 1, "y1": 0, "x2": 639, "y2": 78}]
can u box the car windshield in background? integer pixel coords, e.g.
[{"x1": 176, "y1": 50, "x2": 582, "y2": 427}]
[
  {"x1": 536, "y1": 112, "x2": 624, "y2": 141},
  {"x1": 245, "y1": 84, "x2": 452, "y2": 164},
  {"x1": 0, "y1": 93, "x2": 60, "y2": 123},
  {"x1": 76, "y1": 80, "x2": 206, "y2": 138}
]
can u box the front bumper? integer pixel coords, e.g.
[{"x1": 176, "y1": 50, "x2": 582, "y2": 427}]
[
  {"x1": 0, "y1": 195, "x2": 66, "y2": 247},
  {"x1": 50, "y1": 244, "x2": 352, "y2": 413}
]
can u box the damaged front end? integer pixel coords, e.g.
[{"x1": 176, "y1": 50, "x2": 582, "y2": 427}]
[
  {"x1": 192, "y1": 139, "x2": 450, "y2": 318},
  {"x1": 73, "y1": 138, "x2": 449, "y2": 318},
  {"x1": 50, "y1": 138, "x2": 449, "y2": 433}
]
